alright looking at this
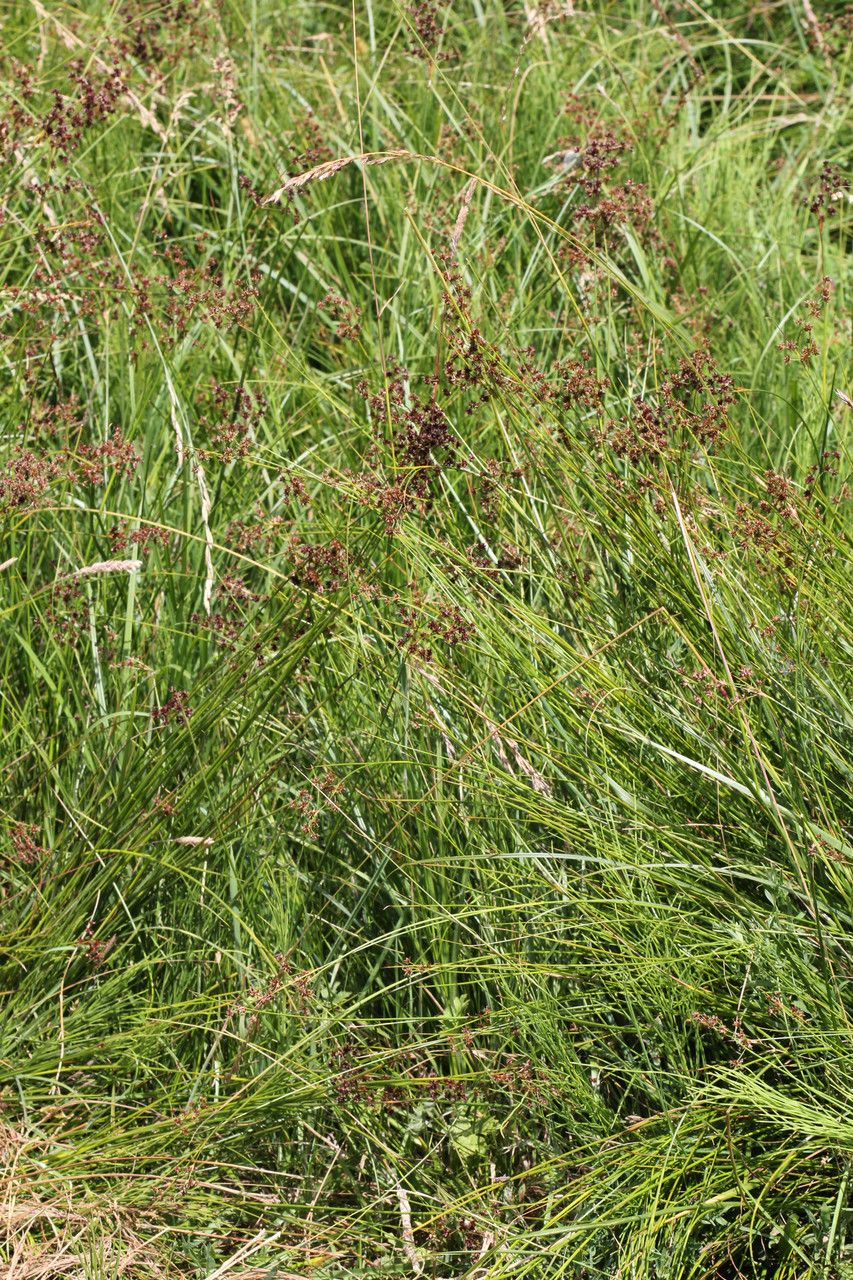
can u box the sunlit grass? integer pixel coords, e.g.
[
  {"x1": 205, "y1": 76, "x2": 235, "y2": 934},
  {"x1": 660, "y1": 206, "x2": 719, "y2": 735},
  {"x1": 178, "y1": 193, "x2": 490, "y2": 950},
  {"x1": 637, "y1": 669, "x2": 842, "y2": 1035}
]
[{"x1": 0, "y1": 1, "x2": 850, "y2": 1276}]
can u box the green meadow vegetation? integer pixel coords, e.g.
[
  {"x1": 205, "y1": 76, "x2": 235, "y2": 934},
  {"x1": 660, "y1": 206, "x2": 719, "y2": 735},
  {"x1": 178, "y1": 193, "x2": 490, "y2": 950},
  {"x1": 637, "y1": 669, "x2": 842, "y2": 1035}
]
[{"x1": 0, "y1": 0, "x2": 851, "y2": 1275}]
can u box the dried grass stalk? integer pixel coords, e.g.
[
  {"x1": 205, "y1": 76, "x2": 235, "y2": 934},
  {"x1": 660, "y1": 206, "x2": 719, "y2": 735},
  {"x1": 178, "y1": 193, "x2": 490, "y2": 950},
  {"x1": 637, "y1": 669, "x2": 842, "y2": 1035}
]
[
  {"x1": 394, "y1": 1183, "x2": 423, "y2": 1276},
  {"x1": 264, "y1": 150, "x2": 414, "y2": 203},
  {"x1": 450, "y1": 178, "x2": 477, "y2": 255}
]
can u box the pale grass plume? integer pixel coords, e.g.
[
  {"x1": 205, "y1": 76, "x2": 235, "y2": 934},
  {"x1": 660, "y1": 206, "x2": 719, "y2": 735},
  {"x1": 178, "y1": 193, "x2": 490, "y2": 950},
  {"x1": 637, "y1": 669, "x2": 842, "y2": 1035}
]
[
  {"x1": 488, "y1": 723, "x2": 551, "y2": 795},
  {"x1": 74, "y1": 560, "x2": 143, "y2": 576},
  {"x1": 264, "y1": 150, "x2": 415, "y2": 203},
  {"x1": 450, "y1": 177, "x2": 477, "y2": 255},
  {"x1": 524, "y1": 0, "x2": 574, "y2": 43}
]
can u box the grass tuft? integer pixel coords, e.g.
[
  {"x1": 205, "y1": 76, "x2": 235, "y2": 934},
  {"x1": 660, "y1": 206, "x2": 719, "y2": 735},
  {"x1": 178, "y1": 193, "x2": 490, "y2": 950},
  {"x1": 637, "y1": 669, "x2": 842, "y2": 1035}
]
[{"x1": 0, "y1": 1, "x2": 850, "y2": 1275}]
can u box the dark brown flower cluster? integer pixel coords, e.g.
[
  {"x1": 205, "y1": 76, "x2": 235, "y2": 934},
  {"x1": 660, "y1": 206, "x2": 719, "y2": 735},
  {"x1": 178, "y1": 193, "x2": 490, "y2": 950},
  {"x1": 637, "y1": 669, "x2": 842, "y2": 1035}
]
[
  {"x1": 660, "y1": 350, "x2": 736, "y2": 446},
  {"x1": 319, "y1": 291, "x2": 362, "y2": 341},
  {"x1": 438, "y1": 252, "x2": 516, "y2": 409},
  {"x1": 0, "y1": 60, "x2": 37, "y2": 156},
  {"x1": 575, "y1": 130, "x2": 629, "y2": 196},
  {"x1": 225, "y1": 511, "x2": 287, "y2": 556},
  {"x1": 576, "y1": 179, "x2": 656, "y2": 241},
  {"x1": 487, "y1": 1054, "x2": 551, "y2": 1102},
  {"x1": 349, "y1": 472, "x2": 417, "y2": 535},
  {"x1": 777, "y1": 327, "x2": 819, "y2": 365},
  {"x1": 350, "y1": 261, "x2": 542, "y2": 538},
  {"x1": 761, "y1": 470, "x2": 798, "y2": 521},
  {"x1": 601, "y1": 398, "x2": 668, "y2": 465},
  {"x1": 399, "y1": 600, "x2": 474, "y2": 664},
  {"x1": 804, "y1": 449, "x2": 841, "y2": 502},
  {"x1": 805, "y1": 275, "x2": 835, "y2": 317},
  {"x1": 109, "y1": 522, "x2": 171, "y2": 557},
  {"x1": 199, "y1": 383, "x2": 267, "y2": 463},
  {"x1": 2, "y1": 60, "x2": 126, "y2": 162},
  {"x1": 357, "y1": 360, "x2": 458, "y2": 510},
  {"x1": 551, "y1": 351, "x2": 610, "y2": 412},
  {"x1": 466, "y1": 542, "x2": 523, "y2": 580},
  {"x1": 421, "y1": 1211, "x2": 494, "y2": 1254},
  {"x1": 7, "y1": 822, "x2": 47, "y2": 865},
  {"x1": 40, "y1": 579, "x2": 89, "y2": 646},
  {"x1": 77, "y1": 920, "x2": 116, "y2": 970},
  {"x1": 678, "y1": 665, "x2": 730, "y2": 706},
  {"x1": 0, "y1": 448, "x2": 63, "y2": 513},
  {"x1": 733, "y1": 504, "x2": 784, "y2": 559},
  {"x1": 329, "y1": 1037, "x2": 548, "y2": 1113},
  {"x1": 76, "y1": 428, "x2": 140, "y2": 486},
  {"x1": 9, "y1": 218, "x2": 261, "y2": 352},
  {"x1": 399, "y1": 396, "x2": 456, "y2": 493},
  {"x1": 114, "y1": 0, "x2": 210, "y2": 67},
  {"x1": 767, "y1": 992, "x2": 807, "y2": 1020},
  {"x1": 1, "y1": 197, "x2": 260, "y2": 368},
  {"x1": 228, "y1": 953, "x2": 292, "y2": 1038},
  {"x1": 1, "y1": 423, "x2": 141, "y2": 518},
  {"x1": 802, "y1": 161, "x2": 849, "y2": 223},
  {"x1": 731, "y1": 467, "x2": 805, "y2": 570},
  {"x1": 820, "y1": 4, "x2": 853, "y2": 58},
  {"x1": 152, "y1": 688, "x2": 193, "y2": 725},
  {"x1": 1, "y1": 3, "x2": 214, "y2": 158},
  {"x1": 279, "y1": 470, "x2": 310, "y2": 507},
  {"x1": 599, "y1": 349, "x2": 735, "y2": 465},
  {"x1": 152, "y1": 241, "x2": 261, "y2": 337},
  {"x1": 192, "y1": 576, "x2": 262, "y2": 659},
  {"x1": 1, "y1": 203, "x2": 132, "y2": 348},
  {"x1": 237, "y1": 172, "x2": 265, "y2": 207},
  {"x1": 23, "y1": 395, "x2": 84, "y2": 443},
  {"x1": 464, "y1": 458, "x2": 523, "y2": 524},
  {"x1": 289, "y1": 770, "x2": 342, "y2": 837},
  {"x1": 553, "y1": 123, "x2": 660, "y2": 263},
  {"x1": 287, "y1": 535, "x2": 349, "y2": 594},
  {"x1": 689, "y1": 1009, "x2": 755, "y2": 1057},
  {"x1": 152, "y1": 791, "x2": 176, "y2": 816},
  {"x1": 778, "y1": 276, "x2": 834, "y2": 365},
  {"x1": 287, "y1": 110, "x2": 332, "y2": 171},
  {"x1": 406, "y1": 1, "x2": 454, "y2": 60}
]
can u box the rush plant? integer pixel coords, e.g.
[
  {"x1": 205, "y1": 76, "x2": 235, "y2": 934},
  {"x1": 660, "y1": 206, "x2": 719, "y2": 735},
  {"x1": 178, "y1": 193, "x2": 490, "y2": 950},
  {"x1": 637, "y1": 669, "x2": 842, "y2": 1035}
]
[{"x1": 0, "y1": 1, "x2": 850, "y2": 1277}]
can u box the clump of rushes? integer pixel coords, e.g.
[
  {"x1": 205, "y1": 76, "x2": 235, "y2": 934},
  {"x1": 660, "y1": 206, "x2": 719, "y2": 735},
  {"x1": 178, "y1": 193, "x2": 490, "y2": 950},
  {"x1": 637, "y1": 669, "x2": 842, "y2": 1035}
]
[{"x1": 0, "y1": 3, "x2": 851, "y2": 1280}]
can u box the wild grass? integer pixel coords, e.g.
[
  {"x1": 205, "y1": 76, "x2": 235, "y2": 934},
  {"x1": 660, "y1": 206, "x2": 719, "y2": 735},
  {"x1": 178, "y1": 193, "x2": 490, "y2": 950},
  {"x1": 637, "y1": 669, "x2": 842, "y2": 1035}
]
[{"x1": 0, "y1": 0, "x2": 850, "y2": 1276}]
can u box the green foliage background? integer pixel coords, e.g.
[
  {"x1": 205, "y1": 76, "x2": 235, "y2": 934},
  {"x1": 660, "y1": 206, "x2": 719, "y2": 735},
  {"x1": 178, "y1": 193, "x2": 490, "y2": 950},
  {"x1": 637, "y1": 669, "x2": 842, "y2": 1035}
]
[{"x1": 0, "y1": 1, "x2": 850, "y2": 1275}]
